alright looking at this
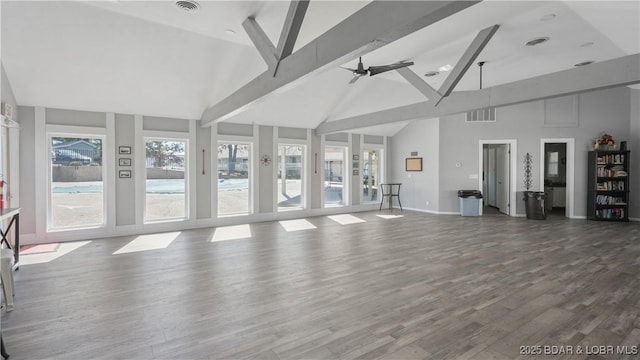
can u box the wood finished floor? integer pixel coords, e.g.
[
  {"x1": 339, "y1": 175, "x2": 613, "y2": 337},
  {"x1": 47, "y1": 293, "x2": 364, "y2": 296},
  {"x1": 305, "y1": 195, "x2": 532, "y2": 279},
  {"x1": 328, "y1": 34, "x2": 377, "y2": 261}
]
[{"x1": 2, "y1": 211, "x2": 640, "y2": 360}]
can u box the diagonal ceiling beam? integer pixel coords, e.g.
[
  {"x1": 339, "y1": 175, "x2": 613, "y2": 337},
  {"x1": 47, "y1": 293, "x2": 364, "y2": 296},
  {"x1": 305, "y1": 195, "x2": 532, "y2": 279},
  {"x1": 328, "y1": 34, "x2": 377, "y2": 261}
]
[
  {"x1": 273, "y1": 0, "x2": 311, "y2": 76},
  {"x1": 201, "y1": 1, "x2": 482, "y2": 126},
  {"x1": 242, "y1": 17, "x2": 278, "y2": 69},
  {"x1": 396, "y1": 67, "x2": 442, "y2": 101},
  {"x1": 437, "y1": 24, "x2": 500, "y2": 101},
  {"x1": 276, "y1": 0, "x2": 310, "y2": 61},
  {"x1": 315, "y1": 53, "x2": 640, "y2": 134}
]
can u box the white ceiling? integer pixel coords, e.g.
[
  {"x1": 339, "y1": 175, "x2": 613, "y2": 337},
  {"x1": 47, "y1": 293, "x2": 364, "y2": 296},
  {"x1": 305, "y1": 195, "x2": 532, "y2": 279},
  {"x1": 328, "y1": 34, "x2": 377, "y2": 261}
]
[{"x1": 1, "y1": 1, "x2": 639, "y2": 135}]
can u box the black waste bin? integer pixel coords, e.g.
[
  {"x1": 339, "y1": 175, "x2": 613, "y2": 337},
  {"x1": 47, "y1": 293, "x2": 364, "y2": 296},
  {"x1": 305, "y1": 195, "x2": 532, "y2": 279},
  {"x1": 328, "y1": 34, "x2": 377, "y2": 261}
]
[
  {"x1": 523, "y1": 191, "x2": 546, "y2": 220},
  {"x1": 458, "y1": 190, "x2": 483, "y2": 216}
]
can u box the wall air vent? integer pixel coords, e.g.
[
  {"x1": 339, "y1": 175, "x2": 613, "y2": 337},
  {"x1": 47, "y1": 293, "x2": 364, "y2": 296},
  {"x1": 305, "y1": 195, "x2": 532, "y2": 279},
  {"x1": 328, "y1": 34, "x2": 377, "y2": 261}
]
[
  {"x1": 176, "y1": 0, "x2": 200, "y2": 13},
  {"x1": 466, "y1": 107, "x2": 497, "y2": 123}
]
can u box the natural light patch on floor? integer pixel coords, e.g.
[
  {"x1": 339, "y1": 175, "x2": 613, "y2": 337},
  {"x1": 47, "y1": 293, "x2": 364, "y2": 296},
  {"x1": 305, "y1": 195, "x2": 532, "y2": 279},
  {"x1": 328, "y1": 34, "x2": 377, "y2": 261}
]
[
  {"x1": 279, "y1": 219, "x2": 317, "y2": 232},
  {"x1": 211, "y1": 224, "x2": 252, "y2": 242},
  {"x1": 328, "y1": 214, "x2": 366, "y2": 225},
  {"x1": 113, "y1": 232, "x2": 180, "y2": 255},
  {"x1": 19, "y1": 241, "x2": 92, "y2": 265},
  {"x1": 377, "y1": 214, "x2": 404, "y2": 219}
]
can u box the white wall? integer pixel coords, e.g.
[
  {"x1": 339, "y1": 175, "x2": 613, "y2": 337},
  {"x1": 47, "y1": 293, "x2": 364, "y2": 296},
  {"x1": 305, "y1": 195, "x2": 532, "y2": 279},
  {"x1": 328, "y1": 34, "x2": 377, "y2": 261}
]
[
  {"x1": 389, "y1": 117, "x2": 439, "y2": 212},
  {"x1": 1, "y1": 63, "x2": 17, "y2": 121},
  {"x1": 630, "y1": 88, "x2": 640, "y2": 219},
  {"x1": 437, "y1": 87, "x2": 632, "y2": 217}
]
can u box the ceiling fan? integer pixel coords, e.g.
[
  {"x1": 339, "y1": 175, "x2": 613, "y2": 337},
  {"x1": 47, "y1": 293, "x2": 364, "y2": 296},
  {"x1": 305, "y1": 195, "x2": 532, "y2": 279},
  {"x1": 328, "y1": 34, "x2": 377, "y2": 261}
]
[{"x1": 342, "y1": 57, "x2": 414, "y2": 84}]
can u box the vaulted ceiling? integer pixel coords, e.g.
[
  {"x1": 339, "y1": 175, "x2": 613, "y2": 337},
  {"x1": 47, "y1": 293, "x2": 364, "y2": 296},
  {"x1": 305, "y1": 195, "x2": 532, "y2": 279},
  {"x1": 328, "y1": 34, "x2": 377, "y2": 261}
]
[{"x1": 1, "y1": 1, "x2": 639, "y2": 136}]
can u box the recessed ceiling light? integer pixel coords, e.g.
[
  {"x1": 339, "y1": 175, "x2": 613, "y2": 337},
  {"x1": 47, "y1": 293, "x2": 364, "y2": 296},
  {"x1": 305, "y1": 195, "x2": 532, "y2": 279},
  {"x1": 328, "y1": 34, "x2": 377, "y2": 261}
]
[
  {"x1": 424, "y1": 71, "x2": 440, "y2": 77},
  {"x1": 580, "y1": 41, "x2": 594, "y2": 48},
  {"x1": 175, "y1": 0, "x2": 200, "y2": 13},
  {"x1": 224, "y1": 29, "x2": 236, "y2": 36},
  {"x1": 574, "y1": 60, "x2": 595, "y2": 67},
  {"x1": 438, "y1": 64, "x2": 453, "y2": 72},
  {"x1": 525, "y1": 37, "x2": 550, "y2": 46},
  {"x1": 540, "y1": 13, "x2": 556, "y2": 21}
]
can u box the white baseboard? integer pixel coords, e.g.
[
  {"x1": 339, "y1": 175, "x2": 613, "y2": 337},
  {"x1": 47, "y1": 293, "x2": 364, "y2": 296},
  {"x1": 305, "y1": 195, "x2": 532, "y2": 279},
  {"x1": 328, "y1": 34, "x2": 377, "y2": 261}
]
[
  {"x1": 570, "y1": 215, "x2": 587, "y2": 219},
  {"x1": 400, "y1": 207, "x2": 459, "y2": 215},
  {"x1": 629, "y1": 217, "x2": 640, "y2": 222}
]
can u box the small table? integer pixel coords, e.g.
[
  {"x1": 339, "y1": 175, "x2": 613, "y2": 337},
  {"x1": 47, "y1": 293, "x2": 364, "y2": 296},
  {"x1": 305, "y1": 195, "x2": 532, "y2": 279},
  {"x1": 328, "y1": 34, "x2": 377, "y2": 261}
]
[
  {"x1": 379, "y1": 183, "x2": 402, "y2": 211},
  {"x1": 0, "y1": 208, "x2": 20, "y2": 270}
]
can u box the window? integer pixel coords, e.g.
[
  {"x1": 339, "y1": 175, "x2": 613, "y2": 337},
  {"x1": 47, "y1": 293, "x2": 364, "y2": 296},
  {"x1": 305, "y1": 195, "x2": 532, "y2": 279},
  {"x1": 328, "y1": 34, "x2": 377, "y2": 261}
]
[
  {"x1": 277, "y1": 144, "x2": 304, "y2": 211},
  {"x1": 362, "y1": 149, "x2": 381, "y2": 204},
  {"x1": 145, "y1": 139, "x2": 187, "y2": 222},
  {"x1": 324, "y1": 146, "x2": 347, "y2": 207},
  {"x1": 547, "y1": 151, "x2": 559, "y2": 177},
  {"x1": 49, "y1": 135, "x2": 105, "y2": 230},
  {"x1": 218, "y1": 142, "x2": 251, "y2": 216}
]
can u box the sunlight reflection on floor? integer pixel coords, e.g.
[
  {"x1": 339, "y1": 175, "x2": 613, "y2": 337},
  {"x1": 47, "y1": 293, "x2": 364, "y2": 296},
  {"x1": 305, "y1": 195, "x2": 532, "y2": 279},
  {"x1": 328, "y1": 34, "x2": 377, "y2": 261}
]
[{"x1": 113, "y1": 232, "x2": 180, "y2": 254}]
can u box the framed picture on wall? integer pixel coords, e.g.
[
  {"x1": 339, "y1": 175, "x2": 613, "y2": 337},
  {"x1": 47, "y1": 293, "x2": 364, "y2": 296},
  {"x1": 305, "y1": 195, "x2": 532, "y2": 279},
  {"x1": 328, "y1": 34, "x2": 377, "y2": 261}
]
[
  {"x1": 119, "y1": 170, "x2": 132, "y2": 178},
  {"x1": 405, "y1": 157, "x2": 423, "y2": 171},
  {"x1": 353, "y1": 155, "x2": 359, "y2": 161},
  {"x1": 119, "y1": 158, "x2": 132, "y2": 166},
  {"x1": 119, "y1": 146, "x2": 132, "y2": 154},
  {"x1": 353, "y1": 169, "x2": 359, "y2": 176}
]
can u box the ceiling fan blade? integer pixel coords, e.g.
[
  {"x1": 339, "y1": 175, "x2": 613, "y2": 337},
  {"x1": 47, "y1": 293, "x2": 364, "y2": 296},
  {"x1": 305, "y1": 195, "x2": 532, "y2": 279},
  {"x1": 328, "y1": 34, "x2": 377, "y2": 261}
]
[
  {"x1": 340, "y1": 66, "x2": 357, "y2": 72},
  {"x1": 368, "y1": 61, "x2": 414, "y2": 76},
  {"x1": 348, "y1": 75, "x2": 361, "y2": 85}
]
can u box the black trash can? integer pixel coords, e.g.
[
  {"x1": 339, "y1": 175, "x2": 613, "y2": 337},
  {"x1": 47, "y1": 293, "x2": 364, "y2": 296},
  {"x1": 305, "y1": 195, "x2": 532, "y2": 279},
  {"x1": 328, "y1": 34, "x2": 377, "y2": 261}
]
[
  {"x1": 523, "y1": 191, "x2": 546, "y2": 220},
  {"x1": 458, "y1": 190, "x2": 483, "y2": 216}
]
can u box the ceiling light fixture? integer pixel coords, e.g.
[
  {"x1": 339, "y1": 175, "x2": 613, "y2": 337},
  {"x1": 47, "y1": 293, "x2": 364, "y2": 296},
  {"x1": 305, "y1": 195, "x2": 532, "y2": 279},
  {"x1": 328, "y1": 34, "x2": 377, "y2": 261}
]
[
  {"x1": 224, "y1": 29, "x2": 236, "y2": 36},
  {"x1": 438, "y1": 64, "x2": 453, "y2": 72},
  {"x1": 525, "y1": 37, "x2": 550, "y2": 46},
  {"x1": 424, "y1": 71, "x2": 439, "y2": 77},
  {"x1": 574, "y1": 60, "x2": 595, "y2": 67},
  {"x1": 540, "y1": 14, "x2": 556, "y2": 21},
  {"x1": 175, "y1": 0, "x2": 200, "y2": 13}
]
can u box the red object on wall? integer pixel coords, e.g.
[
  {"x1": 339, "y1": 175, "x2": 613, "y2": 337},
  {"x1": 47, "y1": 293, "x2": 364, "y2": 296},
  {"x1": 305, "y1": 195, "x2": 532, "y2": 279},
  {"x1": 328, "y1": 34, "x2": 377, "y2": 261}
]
[{"x1": 0, "y1": 180, "x2": 6, "y2": 209}]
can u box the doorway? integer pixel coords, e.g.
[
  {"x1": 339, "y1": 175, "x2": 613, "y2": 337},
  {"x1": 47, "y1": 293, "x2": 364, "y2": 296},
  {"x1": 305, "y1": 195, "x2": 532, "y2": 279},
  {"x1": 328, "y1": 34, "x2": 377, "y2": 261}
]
[
  {"x1": 482, "y1": 144, "x2": 510, "y2": 215},
  {"x1": 478, "y1": 140, "x2": 517, "y2": 217},
  {"x1": 540, "y1": 139, "x2": 575, "y2": 218}
]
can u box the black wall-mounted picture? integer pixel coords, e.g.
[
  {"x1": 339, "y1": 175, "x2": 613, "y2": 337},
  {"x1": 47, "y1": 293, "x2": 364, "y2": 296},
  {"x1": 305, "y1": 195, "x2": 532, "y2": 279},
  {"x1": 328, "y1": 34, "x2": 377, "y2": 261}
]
[
  {"x1": 405, "y1": 157, "x2": 422, "y2": 171},
  {"x1": 119, "y1": 158, "x2": 131, "y2": 166},
  {"x1": 119, "y1": 146, "x2": 132, "y2": 154},
  {"x1": 119, "y1": 170, "x2": 132, "y2": 178}
]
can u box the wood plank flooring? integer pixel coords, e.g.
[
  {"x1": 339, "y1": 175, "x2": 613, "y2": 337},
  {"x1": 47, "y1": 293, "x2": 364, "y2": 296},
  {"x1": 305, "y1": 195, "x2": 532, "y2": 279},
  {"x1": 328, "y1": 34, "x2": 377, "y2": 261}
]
[{"x1": 2, "y1": 211, "x2": 639, "y2": 359}]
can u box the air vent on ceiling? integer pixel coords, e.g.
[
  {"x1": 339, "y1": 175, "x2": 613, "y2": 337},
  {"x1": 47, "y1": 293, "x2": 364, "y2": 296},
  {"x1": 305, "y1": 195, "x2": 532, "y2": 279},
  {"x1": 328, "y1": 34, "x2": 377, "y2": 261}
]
[
  {"x1": 176, "y1": 0, "x2": 199, "y2": 13},
  {"x1": 574, "y1": 60, "x2": 595, "y2": 67},
  {"x1": 466, "y1": 107, "x2": 497, "y2": 123},
  {"x1": 424, "y1": 71, "x2": 439, "y2": 77},
  {"x1": 525, "y1": 37, "x2": 549, "y2": 46}
]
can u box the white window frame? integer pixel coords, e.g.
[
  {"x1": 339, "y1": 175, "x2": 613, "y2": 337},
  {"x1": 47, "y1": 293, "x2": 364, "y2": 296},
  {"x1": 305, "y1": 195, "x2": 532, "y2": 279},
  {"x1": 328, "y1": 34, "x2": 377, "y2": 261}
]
[
  {"x1": 142, "y1": 131, "x2": 190, "y2": 223},
  {"x1": 276, "y1": 141, "x2": 307, "y2": 212},
  {"x1": 323, "y1": 142, "x2": 349, "y2": 208},
  {"x1": 361, "y1": 146, "x2": 384, "y2": 204},
  {"x1": 46, "y1": 125, "x2": 108, "y2": 231},
  {"x1": 216, "y1": 136, "x2": 255, "y2": 217}
]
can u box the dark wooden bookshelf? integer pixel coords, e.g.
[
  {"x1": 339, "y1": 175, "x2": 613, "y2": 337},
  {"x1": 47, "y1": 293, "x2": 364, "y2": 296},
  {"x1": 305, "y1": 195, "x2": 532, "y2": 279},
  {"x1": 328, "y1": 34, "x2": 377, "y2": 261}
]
[{"x1": 587, "y1": 150, "x2": 630, "y2": 221}]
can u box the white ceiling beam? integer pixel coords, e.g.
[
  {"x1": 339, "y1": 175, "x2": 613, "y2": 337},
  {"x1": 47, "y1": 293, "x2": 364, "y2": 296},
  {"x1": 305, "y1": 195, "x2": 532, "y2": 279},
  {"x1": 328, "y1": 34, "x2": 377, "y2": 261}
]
[
  {"x1": 273, "y1": 0, "x2": 310, "y2": 76},
  {"x1": 275, "y1": 0, "x2": 309, "y2": 61},
  {"x1": 437, "y1": 24, "x2": 500, "y2": 101},
  {"x1": 202, "y1": 1, "x2": 482, "y2": 126},
  {"x1": 315, "y1": 53, "x2": 640, "y2": 134},
  {"x1": 396, "y1": 67, "x2": 442, "y2": 101},
  {"x1": 242, "y1": 17, "x2": 278, "y2": 69}
]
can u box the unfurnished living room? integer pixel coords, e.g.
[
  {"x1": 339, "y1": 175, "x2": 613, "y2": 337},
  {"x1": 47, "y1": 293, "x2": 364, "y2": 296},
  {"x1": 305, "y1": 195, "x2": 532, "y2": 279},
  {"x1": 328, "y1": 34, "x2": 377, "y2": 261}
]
[{"x1": 0, "y1": 1, "x2": 639, "y2": 359}]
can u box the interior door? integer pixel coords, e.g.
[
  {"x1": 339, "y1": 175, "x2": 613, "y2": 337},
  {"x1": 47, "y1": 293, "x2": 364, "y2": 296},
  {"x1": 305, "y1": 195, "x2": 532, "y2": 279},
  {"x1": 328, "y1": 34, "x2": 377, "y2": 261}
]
[
  {"x1": 496, "y1": 144, "x2": 510, "y2": 214},
  {"x1": 487, "y1": 147, "x2": 496, "y2": 207}
]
